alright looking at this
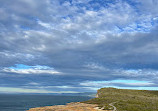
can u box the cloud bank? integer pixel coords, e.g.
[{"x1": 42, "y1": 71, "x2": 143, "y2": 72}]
[{"x1": 0, "y1": 0, "x2": 158, "y2": 93}]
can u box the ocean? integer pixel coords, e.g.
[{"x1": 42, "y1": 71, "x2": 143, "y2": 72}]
[{"x1": 0, "y1": 94, "x2": 92, "y2": 111}]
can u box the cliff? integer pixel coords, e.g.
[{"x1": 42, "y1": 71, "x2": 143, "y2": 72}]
[
  {"x1": 28, "y1": 87, "x2": 158, "y2": 111},
  {"x1": 83, "y1": 87, "x2": 158, "y2": 111}
]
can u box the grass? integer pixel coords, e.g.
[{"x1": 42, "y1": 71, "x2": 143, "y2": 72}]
[{"x1": 82, "y1": 87, "x2": 158, "y2": 111}]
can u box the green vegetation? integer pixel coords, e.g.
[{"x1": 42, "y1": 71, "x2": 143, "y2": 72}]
[{"x1": 82, "y1": 87, "x2": 158, "y2": 111}]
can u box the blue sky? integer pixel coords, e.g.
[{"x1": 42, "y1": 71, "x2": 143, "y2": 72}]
[{"x1": 1, "y1": 0, "x2": 158, "y2": 93}]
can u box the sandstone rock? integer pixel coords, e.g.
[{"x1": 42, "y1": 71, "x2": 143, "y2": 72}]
[{"x1": 27, "y1": 102, "x2": 110, "y2": 111}]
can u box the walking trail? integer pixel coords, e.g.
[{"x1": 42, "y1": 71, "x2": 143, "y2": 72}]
[{"x1": 109, "y1": 102, "x2": 117, "y2": 111}]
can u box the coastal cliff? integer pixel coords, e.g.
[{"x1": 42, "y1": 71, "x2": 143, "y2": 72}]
[{"x1": 27, "y1": 88, "x2": 158, "y2": 111}]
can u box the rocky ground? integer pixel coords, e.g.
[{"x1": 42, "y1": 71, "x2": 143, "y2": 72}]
[{"x1": 27, "y1": 102, "x2": 110, "y2": 111}]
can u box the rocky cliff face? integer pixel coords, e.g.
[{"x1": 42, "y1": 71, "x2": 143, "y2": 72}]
[{"x1": 27, "y1": 102, "x2": 107, "y2": 111}]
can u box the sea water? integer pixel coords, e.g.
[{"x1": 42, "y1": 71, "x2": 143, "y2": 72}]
[{"x1": 0, "y1": 94, "x2": 92, "y2": 111}]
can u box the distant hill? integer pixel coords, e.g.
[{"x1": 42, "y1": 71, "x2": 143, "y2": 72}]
[{"x1": 82, "y1": 87, "x2": 158, "y2": 111}]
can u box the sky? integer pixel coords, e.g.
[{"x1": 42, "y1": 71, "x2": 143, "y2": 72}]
[{"x1": 0, "y1": 0, "x2": 158, "y2": 93}]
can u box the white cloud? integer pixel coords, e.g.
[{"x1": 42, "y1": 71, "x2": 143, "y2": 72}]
[
  {"x1": 27, "y1": 82, "x2": 40, "y2": 85},
  {"x1": 84, "y1": 63, "x2": 105, "y2": 70},
  {"x1": 0, "y1": 87, "x2": 78, "y2": 93},
  {"x1": 2, "y1": 65, "x2": 60, "y2": 75},
  {"x1": 122, "y1": 82, "x2": 153, "y2": 86},
  {"x1": 37, "y1": 20, "x2": 52, "y2": 29},
  {"x1": 80, "y1": 80, "x2": 154, "y2": 87},
  {"x1": 3, "y1": 68, "x2": 60, "y2": 75}
]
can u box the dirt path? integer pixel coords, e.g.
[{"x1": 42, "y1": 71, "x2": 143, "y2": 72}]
[{"x1": 109, "y1": 102, "x2": 117, "y2": 111}]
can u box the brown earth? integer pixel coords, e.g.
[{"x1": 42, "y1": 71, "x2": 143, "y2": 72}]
[{"x1": 27, "y1": 102, "x2": 110, "y2": 111}]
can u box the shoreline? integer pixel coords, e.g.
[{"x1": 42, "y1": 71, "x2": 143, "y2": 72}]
[{"x1": 27, "y1": 102, "x2": 107, "y2": 111}]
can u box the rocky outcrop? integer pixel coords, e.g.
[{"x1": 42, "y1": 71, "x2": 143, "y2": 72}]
[{"x1": 27, "y1": 102, "x2": 107, "y2": 111}]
